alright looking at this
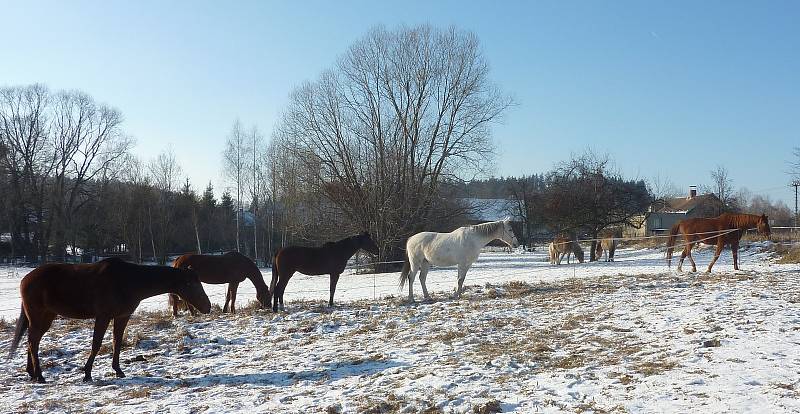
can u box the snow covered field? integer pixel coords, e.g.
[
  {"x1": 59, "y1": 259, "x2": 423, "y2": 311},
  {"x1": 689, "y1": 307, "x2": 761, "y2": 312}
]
[{"x1": 0, "y1": 244, "x2": 799, "y2": 413}]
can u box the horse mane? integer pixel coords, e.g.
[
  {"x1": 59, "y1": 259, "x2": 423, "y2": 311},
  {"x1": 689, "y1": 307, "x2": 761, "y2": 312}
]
[
  {"x1": 470, "y1": 221, "x2": 504, "y2": 237},
  {"x1": 322, "y1": 234, "x2": 359, "y2": 249},
  {"x1": 720, "y1": 213, "x2": 761, "y2": 229}
]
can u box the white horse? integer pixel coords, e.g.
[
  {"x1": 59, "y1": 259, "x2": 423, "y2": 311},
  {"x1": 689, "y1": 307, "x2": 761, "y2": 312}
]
[{"x1": 399, "y1": 219, "x2": 519, "y2": 301}]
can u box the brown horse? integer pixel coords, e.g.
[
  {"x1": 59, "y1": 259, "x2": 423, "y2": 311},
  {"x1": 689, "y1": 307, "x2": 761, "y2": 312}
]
[
  {"x1": 666, "y1": 213, "x2": 770, "y2": 273},
  {"x1": 550, "y1": 236, "x2": 584, "y2": 265},
  {"x1": 169, "y1": 251, "x2": 270, "y2": 315},
  {"x1": 595, "y1": 230, "x2": 621, "y2": 262},
  {"x1": 271, "y1": 232, "x2": 380, "y2": 312},
  {"x1": 8, "y1": 258, "x2": 211, "y2": 383}
]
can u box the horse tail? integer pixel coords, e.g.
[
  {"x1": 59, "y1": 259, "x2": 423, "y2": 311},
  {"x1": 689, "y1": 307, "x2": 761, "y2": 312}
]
[
  {"x1": 399, "y1": 255, "x2": 411, "y2": 290},
  {"x1": 9, "y1": 308, "x2": 28, "y2": 359},
  {"x1": 666, "y1": 223, "x2": 680, "y2": 267}
]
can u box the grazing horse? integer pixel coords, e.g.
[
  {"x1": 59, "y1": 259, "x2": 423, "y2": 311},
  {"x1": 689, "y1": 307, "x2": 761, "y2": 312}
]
[
  {"x1": 400, "y1": 219, "x2": 519, "y2": 301},
  {"x1": 550, "y1": 236, "x2": 584, "y2": 265},
  {"x1": 169, "y1": 251, "x2": 270, "y2": 315},
  {"x1": 666, "y1": 213, "x2": 771, "y2": 273},
  {"x1": 8, "y1": 258, "x2": 210, "y2": 383},
  {"x1": 271, "y1": 232, "x2": 380, "y2": 312},
  {"x1": 595, "y1": 230, "x2": 620, "y2": 262}
]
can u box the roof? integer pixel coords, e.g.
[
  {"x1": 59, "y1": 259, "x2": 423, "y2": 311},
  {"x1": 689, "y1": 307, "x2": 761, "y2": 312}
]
[
  {"x1": 654, "y1": 193, "x2": 721, "y2": 214},
  {"x1": 459, "y1": 198, "x2": 524, "y2": 222}
]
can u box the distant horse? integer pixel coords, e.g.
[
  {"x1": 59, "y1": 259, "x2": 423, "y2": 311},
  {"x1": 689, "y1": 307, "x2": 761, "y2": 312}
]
[
  {"x1": 548, "y1": 242, "x2": 558, "y2": 264},
  {"x1": 595, "y1": 230, "x2": 621, "y2": 262},
  {"x1": 8, "y1": 258, "x2": 210, "y2": 383},
  {"x1": 400, "y1": 219, "x2": 518, "y2": 302},
  {"x1": 169, "y1": 251, "x2": 270, "y2": 315},
  {"x1": 271, "y1": 232, "x2": 380, "y2": 312},
  {"x1": 666, "y1": 213, "x2": 770, "y2": 273},
  {"x1": 550, "y1": 236, "x2": 584, "y2": 265}
]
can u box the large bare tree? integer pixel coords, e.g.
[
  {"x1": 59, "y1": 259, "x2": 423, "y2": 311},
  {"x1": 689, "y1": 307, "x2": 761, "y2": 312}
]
[
  {"x1": 273, "y1": 25, "x2": 512, "y2": 264},
  {"x1": 48, "y1": 90, "x2": 131, "y2": 260},
  {"x1": 223, "y1": 119, "x2": 249, "y2": 253}
]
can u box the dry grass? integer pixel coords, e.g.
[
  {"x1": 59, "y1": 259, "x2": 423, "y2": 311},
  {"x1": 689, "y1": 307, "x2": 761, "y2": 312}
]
[
  {"x1": 633, "y1": 359, "x2": 679, "y2": 376},
  {"x1": 776, "y1": 245, "x2": 800, "y2": 264},
  {"x1": 472, "y1": 399, "x2": 502, "y2": 414}
]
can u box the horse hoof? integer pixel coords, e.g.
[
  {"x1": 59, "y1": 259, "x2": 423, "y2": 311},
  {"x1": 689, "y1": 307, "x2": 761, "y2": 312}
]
[
  {"x1": 115, "y1": 371, "x2": 126, "y2": 378},
  {"x1": 83, "y1": 375, "x2": 92, "y2": 382},
  {"x1": 35, "y1": 376, "x2": 46, "y2": 384}
]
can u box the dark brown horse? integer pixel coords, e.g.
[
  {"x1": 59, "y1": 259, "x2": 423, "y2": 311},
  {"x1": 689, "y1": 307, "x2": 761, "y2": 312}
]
[
  {"x1": 666, "y1": 213, "x2": 770, "y2": 273},
  {"x1": 271, "y1": 232, "x2": 379, "y2": 312},
  {"x1": 170, "y1": 251, "x2": 270, "y2": 315},
  {"x1": 8, "y1": 258, "x2": 211, "y2": 383}
]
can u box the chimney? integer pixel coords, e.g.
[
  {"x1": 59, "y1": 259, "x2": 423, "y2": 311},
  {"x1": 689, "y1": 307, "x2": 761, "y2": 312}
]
[{"x1": 689, "y1": 185, "x2": 697, "y2": 199}]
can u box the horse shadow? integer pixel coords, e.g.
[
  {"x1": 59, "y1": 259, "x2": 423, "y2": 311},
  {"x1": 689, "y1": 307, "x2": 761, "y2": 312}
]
[{"x1": 108, "y1": 358, "x2": 406, "y2": 388}]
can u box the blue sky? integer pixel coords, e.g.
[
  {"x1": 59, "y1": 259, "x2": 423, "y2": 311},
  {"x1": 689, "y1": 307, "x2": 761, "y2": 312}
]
[{"x1": 1, "y1": 1, "x2": 798, "y2": 205}]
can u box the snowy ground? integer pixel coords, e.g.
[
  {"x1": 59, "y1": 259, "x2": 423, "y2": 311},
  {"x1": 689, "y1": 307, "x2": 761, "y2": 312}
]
[{"x1": 0, "y1": 243, "x2": 799, "y2": 413}]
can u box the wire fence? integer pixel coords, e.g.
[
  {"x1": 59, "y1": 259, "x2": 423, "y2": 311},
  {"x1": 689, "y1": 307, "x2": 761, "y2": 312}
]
[{"x1": 0, "y1": 227, "x2": 791, "y2": 315}]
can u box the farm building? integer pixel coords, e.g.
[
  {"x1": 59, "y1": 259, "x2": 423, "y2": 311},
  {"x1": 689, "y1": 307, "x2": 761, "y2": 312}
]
[{"x1": 624, "y1": 186, "x2": 723, "y2": 237}]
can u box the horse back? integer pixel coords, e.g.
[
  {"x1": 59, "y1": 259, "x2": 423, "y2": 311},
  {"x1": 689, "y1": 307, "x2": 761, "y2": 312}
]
[
  {"x1": 20, "y1": 262, "x2": 115, "y2": 319},
  {"x1": 173, "y1": 253, "x2": 250, "y2": 284},
  {"x1": 275, "y1": 245, "x2": 339, "y2": 276}
]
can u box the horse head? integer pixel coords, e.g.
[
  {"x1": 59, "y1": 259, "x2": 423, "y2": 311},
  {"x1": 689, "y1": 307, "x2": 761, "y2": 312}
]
[
  {"x1": 358, "y1": 231, "x2": 380, "y2": 256},
  {"x1": 758, "y1": 214, "x2": 771, "y2": 240},
  {"x1": 573, "y1": 243, "x2": 585, "y2": 263},
  {"x1": 176, "y1": 266, "x2": 212, "y2": 314},
  {"x1": 256, "y1": 286, "x2": 272, "y2": 309},
  {"x1": 501, "y1": 218, "x2": 519, "y2": 249}
]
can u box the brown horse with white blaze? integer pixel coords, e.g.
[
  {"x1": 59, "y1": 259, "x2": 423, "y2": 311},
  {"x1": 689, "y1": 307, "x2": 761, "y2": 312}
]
[
  {"x1": 666, "y1": 213, "x2": 770, "y2": 273},
  {"x1": 271, "y1": 232, "x2": 380, "y2": 312},
  {"x1": 8, "y1": 258, "x2": 211, "y2": 383},
  {"x1": 170, "y1": 251, "x2": 270, "y2": 315}
]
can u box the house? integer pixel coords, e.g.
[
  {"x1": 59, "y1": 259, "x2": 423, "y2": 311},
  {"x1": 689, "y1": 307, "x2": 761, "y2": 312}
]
[{"x1": 624, "y1": 186, "x2": 723, "y2": 237}]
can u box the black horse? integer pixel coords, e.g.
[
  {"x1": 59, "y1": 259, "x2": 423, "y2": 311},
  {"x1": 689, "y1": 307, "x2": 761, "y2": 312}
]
[{"x1": 270, "y1": 232, "x2": 380, "y2": 311}]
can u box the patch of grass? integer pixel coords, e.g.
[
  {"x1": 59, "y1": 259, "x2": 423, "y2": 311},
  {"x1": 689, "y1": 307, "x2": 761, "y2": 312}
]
[
  {"x1": 472, "y1": 399, "x2": 502, "y2": 414},
  {"x1": 0, "y1": 317, "x2": 14, "y2": 334},
  {"x1": 121, "y1": 387, "x2": 151, "y2": 399},
  {"x1": 633, "y1": 359, "x2": 678, "y2": 376},
  {"x1": 776, "y1": 245, "x2": 800, "y2": 264}
]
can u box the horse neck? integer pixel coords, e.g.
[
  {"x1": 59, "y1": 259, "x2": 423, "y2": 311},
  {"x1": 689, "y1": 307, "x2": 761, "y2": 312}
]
[
  {"x1": 122, "y1": 265, "x2": 180, "y2": 301},
  {"x1": 726, "y1": 214, "x2": 758, "y2": 230},
  {"x1": 244, "y1": 264, "x2": 269, "y2": 294},
  {"x1": 333, "y1": 237, "x2": 360, "y2": 260},
  {"x1": 474, "y1": 224, "x2": 504, "y2": 246}
]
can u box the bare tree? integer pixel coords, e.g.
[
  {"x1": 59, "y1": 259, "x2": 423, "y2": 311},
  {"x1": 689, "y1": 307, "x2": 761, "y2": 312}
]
[
  {"x1": 0, "y1": 84, "x2": 53, "y2": 261},
  {"x1": 709, "y1": 165, "x2": 734, "y2": 213},
  {"x1": 48, "y1": 90, "x2": 131, "y2": 260},
  {"x1": 273, "y1": 25, "x2": 512, "y2": 265},
  {"x1": 223, "y1": 119, "x2": 249, "y2": 253},
  {"x1": 148, "y1": 148, "x2": 182, "y2": 264}
]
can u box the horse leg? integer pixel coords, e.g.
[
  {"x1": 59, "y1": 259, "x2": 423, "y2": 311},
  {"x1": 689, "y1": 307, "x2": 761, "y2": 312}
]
[
  {"x1": 223, "y1": 284, "x2": 232, "y2": 313},
  {"x1": 686, "y1": 243, "x2": 697, "y2": 272},
  {"x1": 328, "y1": 273, "x2": 340, "y2": 307},
  {"x1": 418, "y1": 262, "x2": 431, "y2": 301},
  {"x1": 170, "y1": 294, "x2": 179, "y2": 317},
  {"x1": 706, "y1": 242, "x2": 724, "y2": 273},
  {"x1": 732, "y1": 242, "x2": 740, "y2": 271},
  {"x1": 83, "y1": 317, "x2": 111, "y2": 382},
  {"x1": 228, "y1": 282, "x2": 240, "y2": 314},
  {"x1": 273, "y1": 272, "x2": 291, "y2": 312},
  {"x1": 111, "y1": 315, "x2": 131, "y2": 378},
  {"x1": 454, "y1": 263, "x2": 470, "y2": 299},
  {"x1": 27, "y1": 312, "x2": 55, "y2": 383},
  {"x1": 406, "y1": 266, "x2": 419, "y2": 303}
]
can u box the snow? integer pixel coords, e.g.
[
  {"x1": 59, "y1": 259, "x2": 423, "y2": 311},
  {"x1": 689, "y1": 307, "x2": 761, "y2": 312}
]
[{"x1": 1, "y1": 243, "x2": 799, "y2": 413}]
